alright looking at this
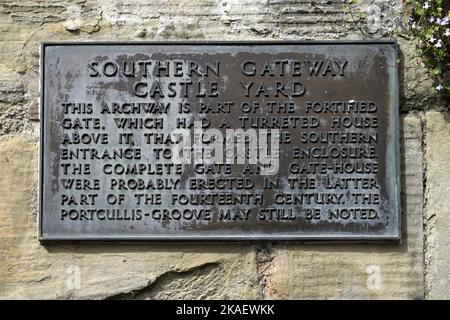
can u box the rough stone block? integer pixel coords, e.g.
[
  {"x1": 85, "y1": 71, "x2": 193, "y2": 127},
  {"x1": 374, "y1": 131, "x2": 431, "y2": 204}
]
[{"x1": 424, "y1": 112, "x2": 450, "y2": 299}]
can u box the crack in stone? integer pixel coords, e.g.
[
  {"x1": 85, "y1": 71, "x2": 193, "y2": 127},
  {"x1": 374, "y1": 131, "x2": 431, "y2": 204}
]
[
  {"x1": 103, "y1": 262, "x2": 220, "y2": 300},
  {"x1": 256, "y1": 244, "x2": 275, "y2": 300},
  {"x1": 420, "y1": 112, "x2": 432, "y2": 300}
]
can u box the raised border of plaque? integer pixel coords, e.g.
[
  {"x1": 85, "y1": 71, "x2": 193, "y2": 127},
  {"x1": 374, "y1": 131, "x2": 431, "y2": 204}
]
[{"x1": 39, "y1": 41, "x2": 401, "y2": 241}]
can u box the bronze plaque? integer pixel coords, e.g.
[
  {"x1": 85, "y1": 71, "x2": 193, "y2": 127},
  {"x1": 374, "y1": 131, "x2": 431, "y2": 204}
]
[{"x1": 40, "y1": 41, "x2": 400, "y2": 241}]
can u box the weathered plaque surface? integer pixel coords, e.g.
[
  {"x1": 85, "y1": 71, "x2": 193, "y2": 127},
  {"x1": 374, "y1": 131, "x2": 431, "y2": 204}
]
[{"x1": 40, "y1": 41, "x2": 400, "y2": 241}]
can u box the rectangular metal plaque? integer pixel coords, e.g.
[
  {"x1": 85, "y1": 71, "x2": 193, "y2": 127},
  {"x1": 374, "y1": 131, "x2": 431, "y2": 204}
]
[{"x1": 40, "y1": 41, "x2": 400, "y2": 241}]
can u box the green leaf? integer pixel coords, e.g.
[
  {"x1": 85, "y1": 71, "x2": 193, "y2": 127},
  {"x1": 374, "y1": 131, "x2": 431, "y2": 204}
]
[{"x1": 431, "y1": 68, "x2": 442, "y2": 76}]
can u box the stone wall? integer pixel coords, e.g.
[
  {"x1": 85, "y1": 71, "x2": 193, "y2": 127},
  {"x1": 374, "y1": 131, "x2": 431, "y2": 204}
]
[{"x1": 0, "y1": 0, "x2": 448, "y2": 299}]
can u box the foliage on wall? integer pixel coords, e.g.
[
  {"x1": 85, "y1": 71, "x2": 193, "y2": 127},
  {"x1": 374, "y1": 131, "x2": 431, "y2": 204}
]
[
  {"x1": 406, "y1": 0, "x2": 449, "y2": 98},
  {"x1": 343, "y1": 1, "x2": 449, "y2": 100}
]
